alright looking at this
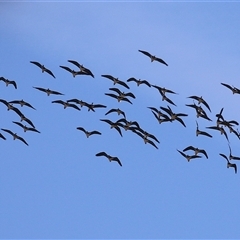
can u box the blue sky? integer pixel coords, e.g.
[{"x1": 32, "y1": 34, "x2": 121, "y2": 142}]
[{"x1": 1, "y1": 2, "x2": 240, "y2": 239}]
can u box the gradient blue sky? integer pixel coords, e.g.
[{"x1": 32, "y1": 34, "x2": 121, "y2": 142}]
[{"x1": 1, "y1": 2, "x2": 240, "y2": 239}]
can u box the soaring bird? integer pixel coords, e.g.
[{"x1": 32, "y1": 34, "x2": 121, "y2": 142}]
[
  {"x1": 183, "y1": 146, "x2": 208, "y2": 159},
  {"x1": 30, "y1": 61, "x2": 55, "y2": 78},
  {"x1": 9, "y1": 99, "x2": 36, "y2": 110},
  {"x1": 105, "y1": 93, "x2": 133, "y2": 104},
  {"x1": 1, "y1": 128, "x2": 28, "y2": 145},
  {"x1": 138, "y1": 50, "x2": 168, "y2": 66},
  {"x1": 186, "y1": 102, "x2": 212, "y2": 121},
  {"x1": 127, "y1": 77, "x2": 151, "y2": 87},
  {"x1": 177, "y1": 149, "x2": 202, "y2": 162},
  {"x1": 33, "y1": 87, "x2": 64, "y2": 96},
  {"x1": 101, "y1": 75, "x2": 129, "y2": 89},
  {"x1": 77, "y1": 127, "x2": 101, "y2": 138},
  {"x1": 84, "y1": 103, "x2": 107, "y2": 112},
  {"x1": 0, "y1": 77, "x2": 17, "y2": 89},
  {"x1": 0, "y1": 99, "x2": 24, "y2": 117},
  {"x1": 152, "y1": 85, "x2": 177, "y2": 106},
  {"x1": 59, "y1": 66, "x2": 82, "y2": 77},
  {"x1": 219, "y1": 153, "x2": 237, "y2": 174},
  {"x1": 100, "y1": 119, "x2": 123, "y2": 137},
  {"x1": 105, "y1": 108, "x2": 126, "y2": 119},
  {"x1": 206, "y1": 125, "x2": 229, "y2": 141},
  {"x1": 52, "y1": 100, "x2": 80, "y2": 111},
  {"x1": 12, "y1": 121, "x2": 40, "y2": 133},
  {"x1": 221, "y1": 83, "x2": 240, "y2": 94},
  {"x1": 151, "y1": 110, "x2": 171, "y2": 124},
  {"x1": 67, "y1": 99, "x2": 88, "y2": 108},
  {"x1": 109, "y1": 87, "x2": 136, "y2": 99},
  {"x1": 188, "y1": 95, "x2": 211, "y2": 112},
  {"x1": 116, "y1": 118, "x2": 140, "y2": 131},
  {"x1": 195, "y1": 121, "x2": 212, "y2": 138},
  {"x1": 95, "y1": 151, "x2": 122, "y2": 167},
  {"x1": 132, "y1": 127, "x2": 160, "y2": 144},
  {"x1": 160, "y1": 105, "x2": 188, "y2": 127},
  {"x1": 67, "y1": 60, "x2": 94, "y2": 78}
]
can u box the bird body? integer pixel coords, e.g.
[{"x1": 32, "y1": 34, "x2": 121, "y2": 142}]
[
  {"x1": 33, "y1": 87, "x2": 64, "y2": 96},
  {"x1": 77, "y1": 127, "x2": 101, "y2": 138},
  {"x1": 127, "y1": 77, "x2": 151, "y2": 87},
  {"x1": 52, "y1": 100, "x2": 80, "y2": 110},
  {"x1": 0, "y1": 77, "x2": 17, "y2": 89},
  {"x1": 101, "y1": 75, "x2": 129, "y2": 89},
  {"x1": 1, "y1": 128, "x2": 28, "y2": 145},
  {"x1": 9, "y1": 99, "x2": 36, "y2": 110}
]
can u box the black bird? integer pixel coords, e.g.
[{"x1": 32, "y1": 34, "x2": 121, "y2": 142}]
[
  {"x1": 0, "y1": 77, "x2": 17, "y2": 89},
  {"x1": 132, "y1": 127, "x2": 160, "y2": 144},
  {"x1": 95, "y1": 151, "x2": 122, "y2": 167},
  {"x1": 19, "y1": 115, "x2": 35, "y2": 128},
  {"x1": 188, "y1": 95, "x2": 211, "y2": 112},
  {"x1": 132, "y1": 130, "x2": 159, "y2": 149},
  {"x1": 196, "y1": 121, "x2": 212, "y2": 138},
  {"x1": 52, "y1": 100, "x2": 80, "y2": 111},
  {"x1": 219, "y1": 153, "x2": 237, "y2": 174},
  {"x1": 33, "y1": 87, "x2": 64, "y2": 96},
  {"x1": 183, "y1": 146, "x2": 208, "y2": 159},
  {"x1": 127, "y1": 77, "x2": 151, "y2": 87},
  {"x1": 101, "y1": 75, "x2": 129, "y2": 89},
  {"x1": 221, "y1": 83, "x2": 240, "y2": 94},
  {"x1": 12, "y1": 121, "x2": 40, "y2": 133},
  {"x1": 138, "y1": 50, "x2": 168, "y2": 66},
  {"x1": 100, "y1": 119, "x2": 123, "y2": 137},
  {"x1": 1, "y1": 128, "x2": 28, "y2": 145},
  {"x1": 85, "y1": 103, "x2": 107, "y2": 112},
  {"x1": 206, "y1": 125, "x2": 229, "y2": 141},
  {"x1": 160, "y1": 105, "x2": 188, "y2": 127},
  {"x1": 30, "y1": 61, "x2": 55, "y2": 78},
  {"x1": 186, "y1": 102, "x2": 212, "y2": 121},
  {"x1": 109, "y1": 87, "x2": 136, "y2": 99},
  {"x1": 151, "y1": 110, "x2": 171, "y2": 124},
  {"x1": 116, "y1": 118, "x2": 140, "y2": 131},
  {"x1": 67, "y1": 60, "x2": 94, "y2": 78},
  {"x1": 105, "y1": 108, "x2": 126, "y2": 118},
  {"x1": 67, "y1": 99, "x2": 88, "y2": 108},
  {"x1": 105, "y1": 93, "x2": 133, "y2": 104},
  {"x1": 0, "y1": 133, "x2": 6, "y2": 140},
  {"x1": 177, "y1": 149, "x2": 202, "y2": 162},
  {"x1": 152, "y1": 85, "x2": 177, "y2": 106},
  {"x1": 9, "y1": 99, "x2": 36, "y2": 110},
  {"x1": 59, "y1": 66, "x2": 82, "y2": 77},
  {"x1": 77, "y1": 127, "x2": 101, "y2": 138},
  {"x1": 0, "y1": 99, "x2": 24, "y2": 117}
]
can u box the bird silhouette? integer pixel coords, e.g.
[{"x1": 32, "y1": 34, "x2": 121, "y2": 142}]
[
  {"x1": 30, "y1": 61, "x2": 55, "y2": 78},
  {"x1": 95, "y1": 152, "x2": 122, "y2": 166}
]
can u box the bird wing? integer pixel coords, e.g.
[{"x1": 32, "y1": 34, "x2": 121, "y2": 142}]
[
  {"x1": 45, "y1": 69, "x2": 55, "y2": 78},
  {"x1": 51, "y1": 90, "x2": 64, "y2": 95},
  {"x1": 10, "y1": 81, "x2": 17, "y2": 89},
  {"x1": 30, "y1": 61, "x2": 42, "y2": 68},
  {"x1": 1, "y1": 128, "x2": 14, "y2": 136},
  {"x1": 17, "y1": 135, "x2": 29, "y2": 146},
  {"x1": 117, "y1": 80, "x2": 130, "y2": 89},
  {"x1": 12, "y1": 121, "x2": 24, "y2": 128},
  {"x1": 138, "y1": 50, "x2": 152, "y2": 58},
  {"x1": 60, "y1": 66, "x2": 73, "y2": 73},
  {"x1": 96, "y1": 152, "x2": 108, "y2": 157},
  {"x1": 219, "y1": 153, "x2": 229, "y2": 161},
  {"x1": 52, "y1": 100, "x2": 64, "y2": 105},
  {"x1": 90, "y1": 131, "x2": 101, "y2": 135},
  {"x1": 183, "y1": 146, "x2": 195, "y2": 152},
  {"x1": 155, "y1": 57, "x2": 168, "y2": 66},
  {"x1": 76, "y1": 127, "x2": 86, "y2": 133},
  {"x1": 101, "y1": 74, "x2": 114, "y2": 81},
  {"x1": 221, "y1": 83, "x2": 233, "y2": 91},
  {"x1": 0, "y1": 133, "x2": 6, "y2": 140}
]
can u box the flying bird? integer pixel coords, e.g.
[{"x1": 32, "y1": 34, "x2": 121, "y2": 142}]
[
  {"x1": 138, "y1": 50, "x2": 168, "y2": 66},
  {"x1": 100, "y1": 119, "x2": 123, "y2": 137},
  {"x1": 105, "y1": 93, "x2": 133, "y2": 104},
  {"x1": 12, "y1": 121, "x2": 40, "y2": 133},
  {"x1": 101, "y1": 75, "x2": 129, "y2": 89},
  {"x1": 219, "y1": 153, "x2": 237, "y2": 174},
  {"x1": 77, "y1": 127, "x2": 101, "y2": 138},
  {"x1": 127, "y1": 77, "x2": 151, "y2": 87},
  {"x1": 9, "y1": 99, "x2": 36, "y2": 110},
  {"x1": 228, "y1": 144, "x2": 240, "y2": 161},
  {"x1": 95, "y1": 151, "x2": 122, "y2": 167},
  {"x1": 177, "y1": 149, "x2": 202, "y2": 162},
  {"x1": 33, "y1": 87, "x2": 64, "y2": 96},
  {"x1": 0, "y1": 77, "x2": 17, "y2": 89},
  {"x1": 1, "y1": 128, "x2": 28, "y2": 145},
  {"x1": 67, "y1": 60, "x2": 94, "y2": 78},
  {"x1": 206, "y1": 125, "x2": 229, "y2": 141},
  {"x1": 84, "y1": 103, "x2": 107, "y2": 112},
  {"x1": 30, "y1": 61, "x2": 55, "y2": 78},
  {"x1": 109, "y1": 87, "x2": 136, "y2": 99},
  {"x1": 59, "y1": 66, "x2": 82, "y2": 77},
  {"x1": 52, "y1": 100, "x2": 80, "y2": 111},
  {"x1": 105, "y1": 108, "x2": 126, "y2": 118},
  {"x1": 221, "y1": 83, "x2": 240, "y2": 94},
  {"x1": 196, "y1": 121, "x2": 212, "y2": 138},
  {"x1": 188, "y1": 95, "x2": 211, "y2": 112},
  {"x1": 0, "y1": 99, "x2": 24, "y2": 117},
  {"x1": 183, "y1": 145, "x2": 208, "y2": 159}
]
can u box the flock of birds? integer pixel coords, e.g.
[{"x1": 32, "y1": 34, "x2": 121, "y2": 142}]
[{"x1": 1, "y1": 49, "x2": 240, "y2": 173}]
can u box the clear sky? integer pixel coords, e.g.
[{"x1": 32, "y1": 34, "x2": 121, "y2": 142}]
[{"x1": 1, "y1": 2, "x2": 240, "y2": 239}]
